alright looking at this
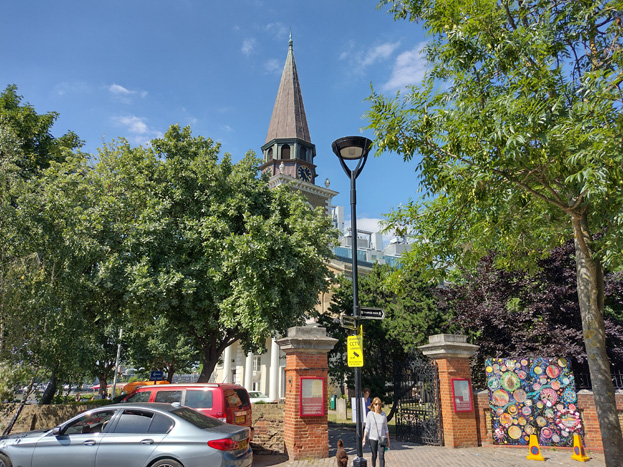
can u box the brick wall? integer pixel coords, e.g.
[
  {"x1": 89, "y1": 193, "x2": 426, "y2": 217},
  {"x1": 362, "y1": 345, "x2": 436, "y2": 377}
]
[
  {"x1": 251, "y1": 402, "x2": 285, "y2": 454},
  {"x1": 473, "y1": 389, "x2": 623, "y2": 451}
]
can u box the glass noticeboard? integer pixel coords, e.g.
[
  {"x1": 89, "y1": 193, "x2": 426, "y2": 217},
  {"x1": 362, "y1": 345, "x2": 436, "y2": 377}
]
[
  {"x1": 452, "y1": 378, "x2": 473, "y2": 412},
  {"x1": 299, "y1": 377, "x2": 325, "y2": 417}
]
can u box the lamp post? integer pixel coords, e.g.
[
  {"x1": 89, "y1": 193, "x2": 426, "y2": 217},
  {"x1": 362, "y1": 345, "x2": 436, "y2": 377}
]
[{"x1": 332, "y1": 136, "x2": 372, "y2": 467}]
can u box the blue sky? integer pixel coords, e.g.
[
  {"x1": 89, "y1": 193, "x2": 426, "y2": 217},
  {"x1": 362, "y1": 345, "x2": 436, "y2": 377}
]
[{"x1": 1, "y1": 0, "x2": 428, "y2": 237}]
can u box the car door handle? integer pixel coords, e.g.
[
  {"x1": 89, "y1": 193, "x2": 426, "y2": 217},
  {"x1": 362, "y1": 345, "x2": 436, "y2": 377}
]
[
  {"x1": 83, "y1": 440, "x2": 96, "y2": 446},
  {"x1": 141, "y1": 439, "x2": 154, "y2": 445}
]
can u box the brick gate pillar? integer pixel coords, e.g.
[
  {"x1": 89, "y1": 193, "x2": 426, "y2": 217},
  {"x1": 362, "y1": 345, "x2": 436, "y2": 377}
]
[
  {"x1": 420, "y1": 334, "x2": 480, "y2": 448},
  {"x1": 276, "y1": 325, "x2": 338, "y2": 460}
]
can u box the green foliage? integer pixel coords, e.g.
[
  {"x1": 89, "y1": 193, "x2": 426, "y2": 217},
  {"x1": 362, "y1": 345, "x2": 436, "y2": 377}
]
[
  {"x1": 91, "y1": 125, "x2": 337, "y2": 381},
  {"x1": 319, "y1": 263, "x2": 448, "y2": 401},
  {"x1": 369, "y1": 0, "x2": 623, "y2": 274},
  {"x1": 369, "y1": 1, "x2": 623, "y2": 460}
]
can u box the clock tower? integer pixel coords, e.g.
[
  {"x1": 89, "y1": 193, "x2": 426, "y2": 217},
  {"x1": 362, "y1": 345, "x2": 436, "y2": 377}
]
[{"x1": 260, "y1": 34, "x2": 336, "y2": 212}]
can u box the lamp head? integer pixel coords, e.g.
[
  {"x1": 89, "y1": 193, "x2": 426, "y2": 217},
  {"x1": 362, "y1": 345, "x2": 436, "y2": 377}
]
[{"x1": 331, "y1": 136, "x2": 373, "y2": 161}]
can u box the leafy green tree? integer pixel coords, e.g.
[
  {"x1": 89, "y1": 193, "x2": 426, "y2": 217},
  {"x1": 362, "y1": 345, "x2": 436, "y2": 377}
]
[
  {"x1": 319, "y1": 263, "x2": 447, "y2": 418},
  {"x1": 0, "y1": 87, "x2": 85, "y2": 403},
  {"x1": 95, "y1": 125, "x2": 336, "y2": 382},
  {"x1": 368, "y1": 1, "x2": 623, "y2": 461},
  {"x1": 0, "y1": 85, "x2": 81, "y2": 179},
  {"x1": 125, "y1": 316, "x2": 200, "y2": 383}
]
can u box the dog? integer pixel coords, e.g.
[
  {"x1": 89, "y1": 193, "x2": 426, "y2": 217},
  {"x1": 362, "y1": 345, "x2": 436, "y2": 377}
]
[{"x1": 336, "y1": 438, "x2": 348, "y2": 467}]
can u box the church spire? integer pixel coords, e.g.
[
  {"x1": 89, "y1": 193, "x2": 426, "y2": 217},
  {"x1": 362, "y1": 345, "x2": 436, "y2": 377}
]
[{"x1": 265, "y1": 34, "x2": 311, "y2": 144}]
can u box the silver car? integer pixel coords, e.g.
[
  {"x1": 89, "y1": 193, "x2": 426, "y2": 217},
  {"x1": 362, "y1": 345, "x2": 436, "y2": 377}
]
[{"x1": 0, "y1": 402, "x2": 252, "y2": 467}]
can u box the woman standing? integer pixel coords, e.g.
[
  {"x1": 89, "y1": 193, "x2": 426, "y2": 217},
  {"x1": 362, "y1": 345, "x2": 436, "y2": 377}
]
[{"x1": 362, "y1": 397, "x2": 390, "y2": 467}]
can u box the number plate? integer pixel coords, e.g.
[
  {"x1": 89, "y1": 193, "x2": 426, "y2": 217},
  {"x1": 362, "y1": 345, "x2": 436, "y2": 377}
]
[
  {"x1": 238, "y1": 439, "x2": 248, "y2": 450},
  {"x1": 235, "y1": 415, "x2": 246, "y2": 424}
]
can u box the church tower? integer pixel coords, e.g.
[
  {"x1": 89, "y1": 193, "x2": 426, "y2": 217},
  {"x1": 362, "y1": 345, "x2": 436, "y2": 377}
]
[{"x1": 260, "y1": 34, "x2": 336, "y2": 212}]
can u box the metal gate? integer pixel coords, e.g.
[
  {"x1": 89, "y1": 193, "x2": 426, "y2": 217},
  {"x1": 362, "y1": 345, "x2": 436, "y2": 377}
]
[{"x1": 393, "y1": 355, "x2": 443, "y2": 445}]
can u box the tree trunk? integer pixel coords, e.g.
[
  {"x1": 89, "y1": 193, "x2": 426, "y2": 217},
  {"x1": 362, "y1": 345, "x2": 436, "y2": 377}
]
[
  {"x1": 98, "y1": 375, "x2": 108, "y2": 399},
  {"x1": 198, "y1": 345, "x2": 220, "y2": 383},
  {"x1": 40, "y1": 372, "x2": 57, "y2": 405},
  {"x1": 572, "y1": 215, "x2": 623, "y2": 465}
]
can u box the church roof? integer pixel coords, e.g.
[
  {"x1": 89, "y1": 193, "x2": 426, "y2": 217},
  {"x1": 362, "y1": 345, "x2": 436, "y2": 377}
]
[{"x1": 265, "y1": 35, "x2": 312, "y2": 144}]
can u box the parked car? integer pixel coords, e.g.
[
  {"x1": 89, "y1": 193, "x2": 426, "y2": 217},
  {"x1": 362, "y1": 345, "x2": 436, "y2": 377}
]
[
  {"x1": 248, "y1": 391, "x2": 274, "y2": 403},
  {"x1": 0, "y1": 402, "x2": 252, "y2": 467},
  {"x1": 122, "y1": 383, "x2": 252, "y2": 429}
]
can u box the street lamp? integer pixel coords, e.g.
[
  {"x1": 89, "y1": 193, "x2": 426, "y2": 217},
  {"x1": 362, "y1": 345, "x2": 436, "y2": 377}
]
[{"x1": 332, "y1": 135, "x2": 373, "y2": 467}]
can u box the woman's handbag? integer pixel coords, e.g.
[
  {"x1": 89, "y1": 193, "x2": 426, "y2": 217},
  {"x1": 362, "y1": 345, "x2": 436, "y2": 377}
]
[{"x1": 379, "y1": 435, "x2": 388, "y2": 447}]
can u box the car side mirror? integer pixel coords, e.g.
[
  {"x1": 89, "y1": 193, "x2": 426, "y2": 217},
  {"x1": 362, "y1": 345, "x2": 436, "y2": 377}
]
[{"x1": 52, "y1": 426, "x2": 62, "y2": 436}]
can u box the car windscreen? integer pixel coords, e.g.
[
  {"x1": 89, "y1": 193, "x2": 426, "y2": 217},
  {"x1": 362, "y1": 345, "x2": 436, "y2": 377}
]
[
  {"x1": 223, "y1": 388, "x2": 251, "y2": 409},
  {"x1": 171, "y1": 407, "x2": 223, "y2": 429}
]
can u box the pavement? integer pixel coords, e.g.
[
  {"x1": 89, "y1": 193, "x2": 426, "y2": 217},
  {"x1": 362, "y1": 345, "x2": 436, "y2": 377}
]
[{"x1": 253, "y1": 423, "x2": 607, "y2": 466}]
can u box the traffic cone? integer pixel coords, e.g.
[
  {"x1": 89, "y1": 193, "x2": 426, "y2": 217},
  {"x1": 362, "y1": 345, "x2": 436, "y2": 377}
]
[
  {"x1": 570, "y1": 434, "x2": 590, "y2": 462},
  {"x1": 526, "y1": 434, "x2": 545, "y2": 461}
]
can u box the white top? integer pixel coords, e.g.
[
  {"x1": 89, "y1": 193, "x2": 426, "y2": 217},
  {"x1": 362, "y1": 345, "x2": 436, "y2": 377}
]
[{"x1": 365, "y1": 410, "x2": 389, "y2": 441}]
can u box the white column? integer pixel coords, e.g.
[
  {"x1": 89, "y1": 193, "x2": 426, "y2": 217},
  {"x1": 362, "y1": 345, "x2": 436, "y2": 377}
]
[
  {"x1": 223, "y1": 346, "x2": 232, "y2": 383},
  {"x1": 244, "y1": 353, "x2": 253, "y2": 391},
  {"x1": 269, "y1": 338, "x2": 280, "y2": 401}
]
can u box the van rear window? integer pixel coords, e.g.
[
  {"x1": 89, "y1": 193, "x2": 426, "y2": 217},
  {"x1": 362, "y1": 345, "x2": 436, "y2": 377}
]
[
  {"x1": 185, "y1": 389, "x2": 213, "y2": 409},
  {"x1": 125, "y1": 391, "x2": 151, "y2": 403},
  {"x1": 154, "y1": 390, "x2": 183, "y2": 404},
  {"x1": 223, "y1": 389, "x2": 250, "y2": 409}
]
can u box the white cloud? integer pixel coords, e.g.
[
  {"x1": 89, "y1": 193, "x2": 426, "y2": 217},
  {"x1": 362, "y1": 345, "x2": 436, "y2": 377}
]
[
  {"x1": 107, "y1": 83, "x2": 148, "y2": 102},
  {"x1": 112, "y1": 115, "x2": 163, "y2": 147},
  {"x1": 264, "y1": 58, "x2": 281, "y2": 74},
  {"x1": 241, "y1": 37, "x2": 257, "y2": 56},
  {"x1": 381, "y1": 42, "x2": 428, "y2": 92},
  {"x1": 265, "y1": 22, "x2": 288, "y2": 40},
  {"x1": 361, "y1": 42, "x2": 401, "y2": 68},
  {"x1": 339, "y1": 41, "x2": 400, "y2": 73}
]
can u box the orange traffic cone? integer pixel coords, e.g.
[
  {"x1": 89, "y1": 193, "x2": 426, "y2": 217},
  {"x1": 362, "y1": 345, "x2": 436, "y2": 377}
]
[
  {"x1": 570, "y1": 433, "x2": 590, "y2": 462},
  {"x1": 526, "y1": 434, "x2": 545, "y2": 461}
]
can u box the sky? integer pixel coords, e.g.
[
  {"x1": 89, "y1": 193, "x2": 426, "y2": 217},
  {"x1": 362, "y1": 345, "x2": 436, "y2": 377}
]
[{"x1": 1, "y1": 0, "x2": 429, "y2": 240}]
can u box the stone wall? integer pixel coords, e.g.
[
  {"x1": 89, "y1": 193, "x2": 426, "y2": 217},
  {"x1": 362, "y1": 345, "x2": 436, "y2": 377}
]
[
  {"x1": 473, "y1": 390, "x2": 623, "y2": 451},
  {"x1": 1, "y1": 402, "x2": 285, "y2": 455}
]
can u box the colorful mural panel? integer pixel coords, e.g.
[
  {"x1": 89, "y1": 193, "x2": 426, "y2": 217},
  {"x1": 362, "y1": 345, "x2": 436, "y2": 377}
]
[{"x1": 486, "y1": 357, "x2": 582, "y2": 446}]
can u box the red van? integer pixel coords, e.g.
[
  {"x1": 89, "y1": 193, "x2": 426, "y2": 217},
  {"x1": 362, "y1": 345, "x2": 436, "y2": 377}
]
[{"x1": 123, "y1": 383, "x2": 252, "y2": 429}]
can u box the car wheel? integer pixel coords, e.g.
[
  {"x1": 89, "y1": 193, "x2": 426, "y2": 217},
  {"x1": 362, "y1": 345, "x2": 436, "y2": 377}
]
[
  {"x1": 0, "y1": 453, "x2": 13, "y2": 467},
  {"x1": 150, "y1": 459, "x2": 183, "y2": 467}
]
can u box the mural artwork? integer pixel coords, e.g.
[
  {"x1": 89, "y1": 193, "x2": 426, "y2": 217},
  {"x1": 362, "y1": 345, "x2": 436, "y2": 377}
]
[{"x1": 486, "y1": 357, "x2": 582, "y2": 446}]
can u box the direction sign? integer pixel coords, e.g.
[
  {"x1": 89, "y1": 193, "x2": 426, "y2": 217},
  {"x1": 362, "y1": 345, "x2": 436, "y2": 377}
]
[
  {"x1": 347, "y1": 335, "x2": 364, "y2": 367},
  {"x1": 360, "y1": 307, "x2": 385, "y2": 320},
  {"x1": 340, "y1": 314, "x2": 356, "y2": 330},
  {"x1": 150, "y1": 370, "x2": 164, "y2": 381}
]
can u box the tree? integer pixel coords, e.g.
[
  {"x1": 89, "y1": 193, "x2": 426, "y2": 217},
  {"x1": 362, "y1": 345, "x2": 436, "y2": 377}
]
[
  {"x1": 0, "y1": 86, "x2": 86, "y2": 403},
  {"x1": 368, "y1": 0, "x2": 623, "y2": 462},
  {"x1": 125, "y1": 316, "x2": 200, "y2": 383},
  {"x1": 95, "y1": 125, "x2": 336, "y2": 382},
  {"x1": 439, "y1": 244, "x2": 623, "y2": 389},
  {"x1": 319, "y1": 262, "x2": 448, "y2": 418}
]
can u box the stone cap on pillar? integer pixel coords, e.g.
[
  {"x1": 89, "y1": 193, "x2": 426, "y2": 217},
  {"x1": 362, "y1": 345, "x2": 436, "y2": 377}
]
[
  {"x1": 275, "y1": 325, "x2": 338, "y2": 354},
  {"x1": 419, "y1": 334, "x2": 479, "y2": 359}
]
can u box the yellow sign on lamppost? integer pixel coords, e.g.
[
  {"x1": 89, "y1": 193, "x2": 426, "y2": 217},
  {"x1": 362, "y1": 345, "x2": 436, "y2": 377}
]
[{"x1": 347, "y1": 335, "x2": 364, "y2": 367}]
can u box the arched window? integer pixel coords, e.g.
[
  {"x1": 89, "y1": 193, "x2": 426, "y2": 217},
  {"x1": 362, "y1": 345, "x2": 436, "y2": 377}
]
[
  {"x1": 281, "y1": 144, "x2": 290, "y2": 160},
  {"x1": 267, "y1": 147, "x2": 273, "y2": 161}
]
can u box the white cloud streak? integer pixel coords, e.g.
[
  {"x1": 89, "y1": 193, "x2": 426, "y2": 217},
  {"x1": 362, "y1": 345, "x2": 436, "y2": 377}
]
[
  {"x1": 381, "y1": 42, "x2": 428, "y2": 92},
  {"x1": 112, "y1": 115, "x2": 163, "y2": 147},
  {"x1": 241, "y1": 37, "x2": 257, "y2": 56}
]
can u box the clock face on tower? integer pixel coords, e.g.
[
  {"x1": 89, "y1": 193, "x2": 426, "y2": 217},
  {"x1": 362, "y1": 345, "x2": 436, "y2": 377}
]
[{"x1": 297, "y1": 166, "x2": 313, "y2": 182}]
